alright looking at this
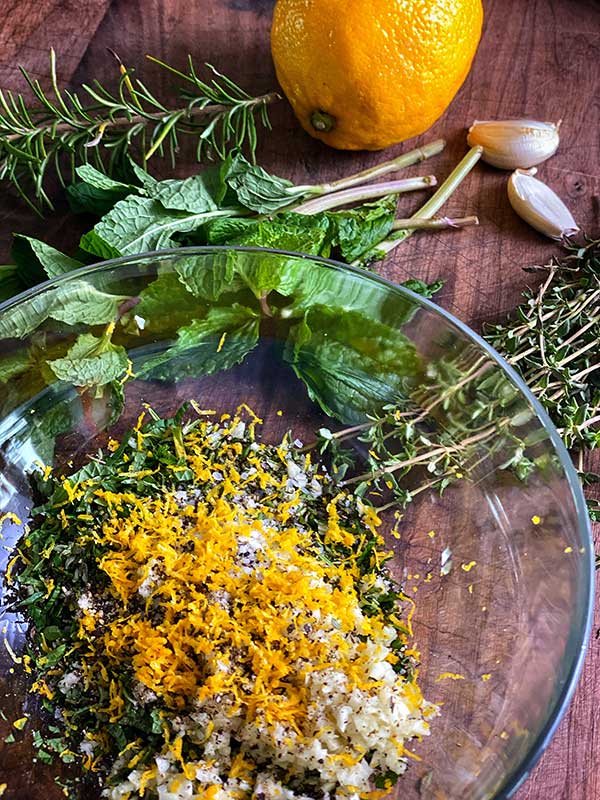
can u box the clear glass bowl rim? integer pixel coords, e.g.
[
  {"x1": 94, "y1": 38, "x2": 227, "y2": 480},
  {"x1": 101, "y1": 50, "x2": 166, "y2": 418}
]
[{"x1": 0, "y1": 245, "x2": 594, "y2": 800}]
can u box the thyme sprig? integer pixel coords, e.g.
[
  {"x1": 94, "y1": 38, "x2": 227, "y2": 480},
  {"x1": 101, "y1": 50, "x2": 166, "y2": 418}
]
[
  {"x1": 486, "y1": 236, "x2": 600, "y2": 519},
  {"x1": 310, "y1": 345, "x2": 537, "y2": 512},
  {"x1": 0, "y1": 49, "x2": 279, "y2": 211},
  {"x1": 311, "y1": 238, "x2": 600, "y2": 521}
]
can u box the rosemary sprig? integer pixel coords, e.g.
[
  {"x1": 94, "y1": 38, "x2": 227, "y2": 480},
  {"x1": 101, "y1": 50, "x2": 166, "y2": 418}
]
[{"x1": 0, "y1": 49, "x2": 279, "y2": 212}]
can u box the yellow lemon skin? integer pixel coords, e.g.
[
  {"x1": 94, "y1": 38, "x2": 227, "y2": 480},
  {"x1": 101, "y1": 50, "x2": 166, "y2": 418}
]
[{"x1": 271, "y1": 0, "x2": 483, "y2": 150}]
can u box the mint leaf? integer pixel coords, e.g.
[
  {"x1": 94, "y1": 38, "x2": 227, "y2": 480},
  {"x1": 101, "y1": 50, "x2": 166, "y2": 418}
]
[
  {"x1": 283, "y1": 265, "x2": 393, "y2": 320},
  {"x1": 126, "y1": 158, "x2": 160, "y2": 192},
  {"x1": 106, "y1": 379, "x2": 125, "y2": 427},
  {"x1": 132, "y1": 271, "x2": 207, "y2": 332},
  {"x1": 284, "y1": 306, "x2": 420, "y2": 424},
  {"x1": 173, "y1": 252, "x2": 243, "y2": 301},
  {"x1": 47, "y1": 284, "x2": 128, "y2": 327},
  {"x1": 224, "y1": 152, "x2": 305, "y2": 213},
  {"x1": 0, "y1": 349, "x2": 30, "y2": 382},
  {"x1": 402, "y1": 278, "x2": 445, "y2": 299},
  {"x1": 145, "y1": 174, "x2": 219, "y2": 214},
  {"x1": 229, "y1": 213, "x2": 331, "y2": 256},
  {"x1": 0, "y1": 264, "x2": 25, "y2": 302},
  {"x1": 282, "y1": 266, "x2": 441, "y2": 325},
  {"x1": 79, "y1": 196, "x2": 227, "y2": 257},
  {"x1": 49, "y1": 332, "x2": 129, "y2": 391},
  {"x1": 204, "y1": 217, "x2": 257, "y2": 244},
  {"x1": 0, "y1": 282, "x2": 128, "y2": 339},
  {"x1": 212, "y1": 218, "x2": 331, "y2": 300},
  {"x1": 75, "y1": 164, "x2": 131, "y2": 194},
  {"x1": 327, "y1": 195, "x2": 396, "y2": 262},
  {"x1": 67, "y1": 183, "x2": 132, "y2": 216},
  {"x1": 12, "y1": 235, "x2": 84, "y2": 280},
  {"x1": 235, "y1": 251, "x2": 304, "y2": 299},
  {"x1": 77, "y1": 230, "x2": 122, "y2": 260},
  {"x1": 66, "y1": 164, "x2": 137, "y2": 216},
  {"x1": 76, "y1": 165, "x2": 133, "y2": 192},
  {"x1": 28, "y1": 400, "x2": 73, "y2": 465},
  {"x1": 138, "y1": 304, "x2": 259, "y2": 381}
]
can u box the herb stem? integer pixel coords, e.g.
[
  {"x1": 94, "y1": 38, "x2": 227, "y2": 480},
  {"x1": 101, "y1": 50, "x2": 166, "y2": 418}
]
[
  {"x1": 0, "y1": 51, "x2": 281, "y2": 209},
  {"x1": 518, "y1": 320, "x2": 600, "y2": 389},
  {"x1": 558, "y1": 313, "x2": 600, "y2": 350},
  {"x1": 539, "y1": 362, "x2": 600, "y2": 403},
  {"x1": 411, "y1": 359, "x2": 490, "y2": 424},
  {"x1": 297, "y1": 139, "x2": 446, "y2": 196},
  {"x1": 4, "y1": 93, "x2": 280, "y2": 143},
  {"x1": 291, "y1": 176, "x2": 437, "y2": 215},
  {"x1": 341, "y1": 423, "x2": 499, "y2": 487},
  {"x1": 374, "y1": 476, "x2": 444, "y2": 512},
  {"x1": 507, "y1": 346, "x2": 538, "y2": 365},
  {"x1": 556, "y1": 337, "x2": 599, "y2": 368},
  {"x1": 363, "y1": 146, "x2": 483, "y2": 262},
  {"x1": 392, "y1": 215, "x2": 479, "y2": 231},
  {"x1": 575, "y1": 414, "x2": 600, "y2": 432}
]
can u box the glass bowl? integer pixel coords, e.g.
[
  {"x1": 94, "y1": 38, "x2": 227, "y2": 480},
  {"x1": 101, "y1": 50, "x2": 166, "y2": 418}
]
[{"x1": 0, "y1": 247, "x2": 593, "y2": 799}]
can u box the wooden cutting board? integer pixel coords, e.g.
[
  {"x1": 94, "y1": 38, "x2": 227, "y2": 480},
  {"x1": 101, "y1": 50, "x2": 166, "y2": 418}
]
[{"x1": 0, "y1": 1, "x2": 598, "y2": 798}]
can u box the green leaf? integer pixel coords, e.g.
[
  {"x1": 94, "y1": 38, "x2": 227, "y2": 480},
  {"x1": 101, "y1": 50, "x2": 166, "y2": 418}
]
[
  {"x1": 402, "y1": 278, "x2": 444, "y2": 299},
  {"x1": 284, "y1": 306, "x2": 420, "y2": 424},
  {"x1": 65, "y1": 165, "x2": 138, "y2": 216},
  {"x1": 75, "y1": 164, "x2": 133, "y2": 192},
  {"x1": 0, "y1": 348, "x2": 30, "y2": 382},
  {"x1": 79, "y1": 196, "x2": 227, "y2": 257},
  {"x1": 224, "y1": 152, "x2": 305, "y2": 213},
  {"x1": 228, "y1": 212, "x2": 331, "y2": 257},
  {"x1": 0, "y1": 264, "x2": 26, "y2": 303},
  {"x1": 0, "y1": 281, "x2": 128, "y2": 339},
  {"x1": 282, "y1": 265, "x2": 441, "y2": 326},
  {"x1": 131, "y1": 271, "x2": 207, "y2": 333},
  {"x1": 173, "y1": 252, "x2": 243, "y2": 302},
  {"x1": 12, "y1": 235, "x2": 84, "y2": 280},
  {"x1": 204, "y1": 217, "x2": 258, "y2": 245},
  {"x1": 138, "y1": 303, "x2": 259, "y2": 381},
  {"x1": 28, "y1": 399, "x2": 73, "y2": 465},
  {"x1": 126, "y1": 158, "x2": 160, "y2": 192},
  {"x1": 234, "y1": 252, "x2": 304, "y2": 299},
  {"x1": 77, "y1": 230, "x2": 122, "y2": 260},
  {"x1": 326, "y1": 196, "x2": 397, "y2": 262},
  {"x1": 211, "y1": 219, "x2": 331, "y2": 300},
  {"x1": 66, "y1": 184, "x2": 130, "y2": 217},
  {"x1": 49, "y1": 332, "x2": 129, "y2": 390},
  {"x1": 282, "y1": 264, "x2": 393, "y2": 320},
  {"x1": 145, "y1": 174, "x2": 219, "y2": 214},
  {"x1": 106, "y1": 379, "x2": 125, "y2": 426}
]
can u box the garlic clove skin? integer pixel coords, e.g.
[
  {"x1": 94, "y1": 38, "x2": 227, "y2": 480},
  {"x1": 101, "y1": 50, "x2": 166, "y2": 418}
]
[
  {"x1": 508, "y1": 168, "x2": 579, "y2": 240},
  {"x1": 467, "y1": 119, "x2": 560, "y2": 170}
]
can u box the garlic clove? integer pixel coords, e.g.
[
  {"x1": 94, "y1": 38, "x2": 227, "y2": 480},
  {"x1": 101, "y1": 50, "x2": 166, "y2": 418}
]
[
  {"x1": 507, "y1": 168, "x2": 579, "y2": 240},
  {"x1": 467, "y1": 119, "x2": 560, "y2": 170}
]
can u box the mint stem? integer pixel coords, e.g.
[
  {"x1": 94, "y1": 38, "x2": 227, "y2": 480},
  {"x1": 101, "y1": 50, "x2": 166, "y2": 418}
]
[
  {"x1": 294, "y1": 139, "x2": 446, "y2": 197},
  {"x1": 291, "y1": 176, "x2": 436, "y2": 215},
  {"x1": 392, "y1": 214, "x2": 479, "y2": 231},
  {"x1": 362, "y1": 146, "x2": 483, "y2": 262}
]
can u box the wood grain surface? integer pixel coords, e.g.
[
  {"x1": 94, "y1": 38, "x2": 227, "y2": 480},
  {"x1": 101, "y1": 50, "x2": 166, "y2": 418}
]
[{"x1": 0, "y1": 0, "x2": 598, "y2": 798}]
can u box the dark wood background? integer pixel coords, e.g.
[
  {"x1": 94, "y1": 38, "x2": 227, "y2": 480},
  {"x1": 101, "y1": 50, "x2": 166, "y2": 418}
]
[{"x1": 0, "y1": 0, "x2": 598, "y2": 798}]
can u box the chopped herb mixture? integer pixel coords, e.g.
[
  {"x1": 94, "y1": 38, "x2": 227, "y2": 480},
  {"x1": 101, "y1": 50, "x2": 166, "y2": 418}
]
[{"x1": 6, "y1": 405, "x2": 436, "y2": 799}]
